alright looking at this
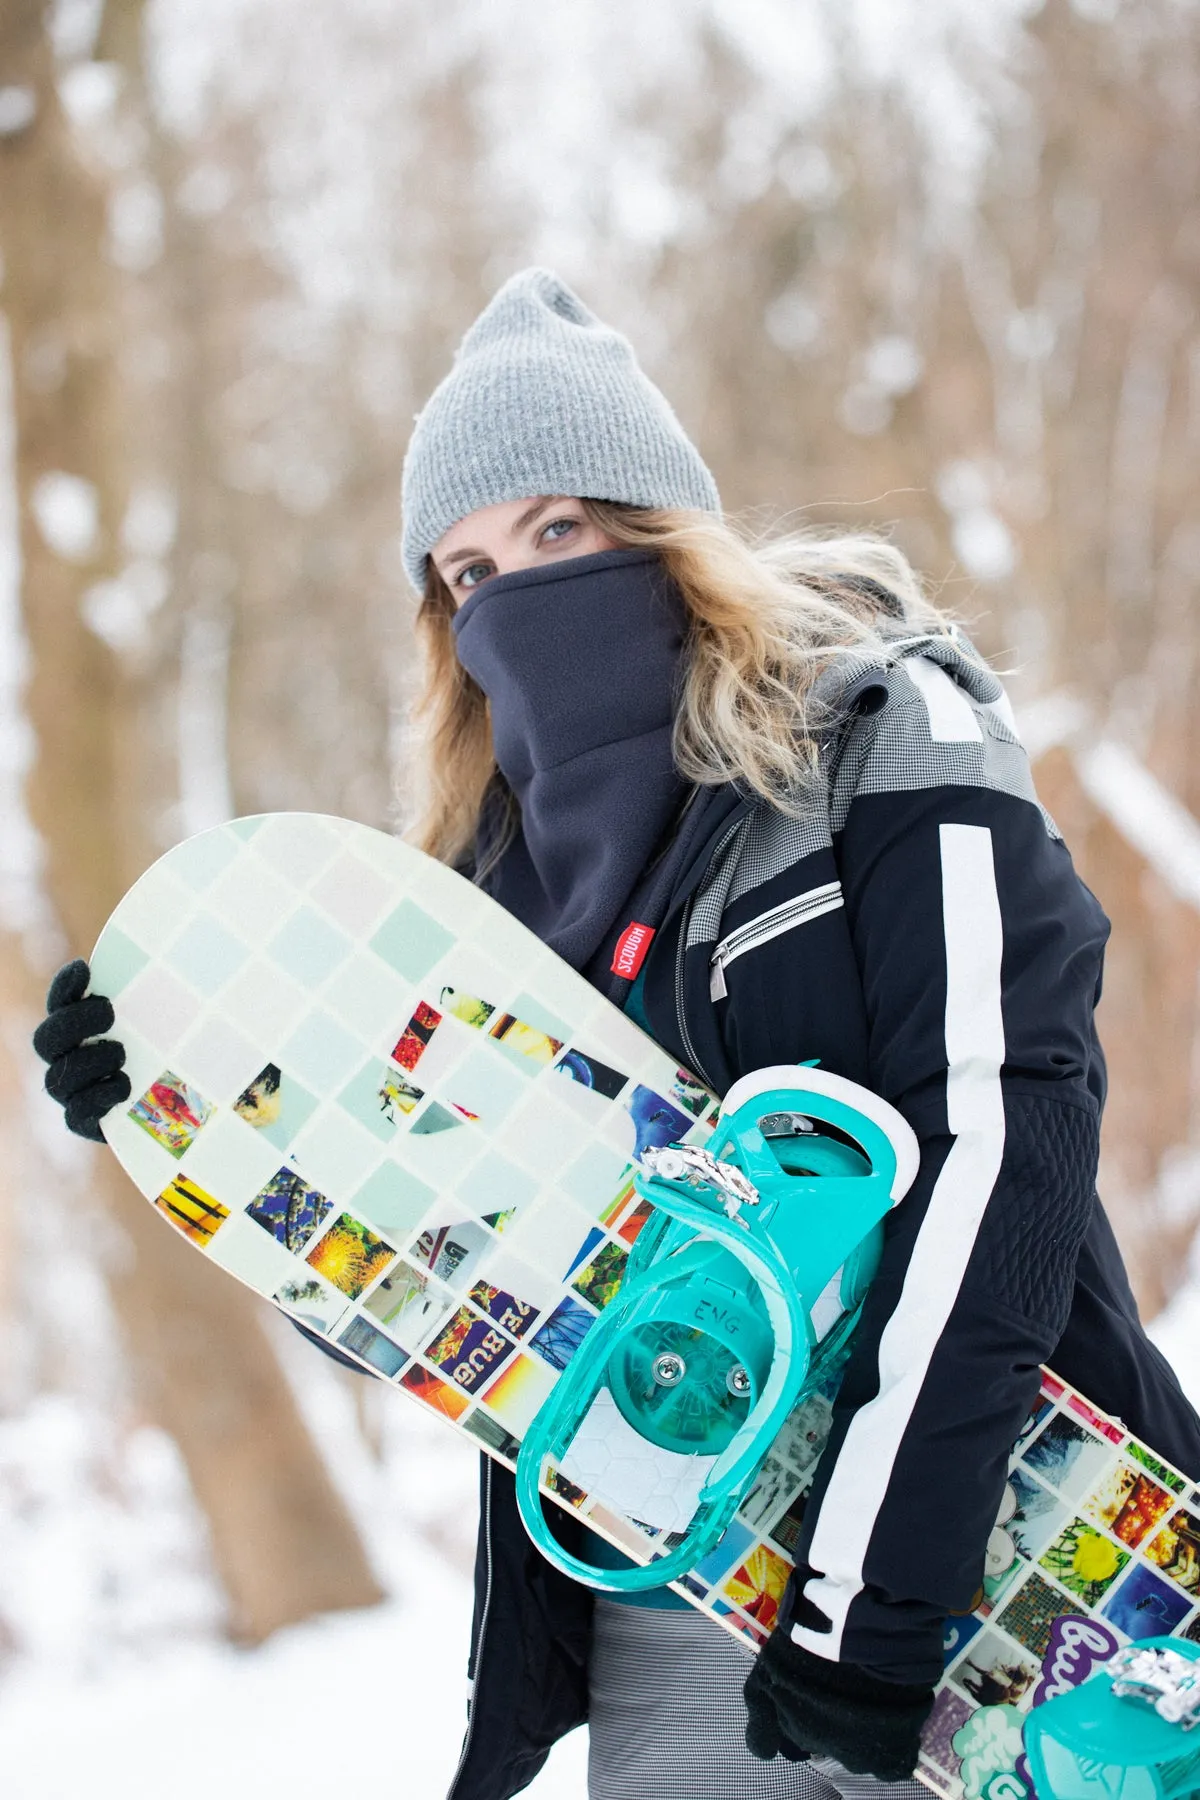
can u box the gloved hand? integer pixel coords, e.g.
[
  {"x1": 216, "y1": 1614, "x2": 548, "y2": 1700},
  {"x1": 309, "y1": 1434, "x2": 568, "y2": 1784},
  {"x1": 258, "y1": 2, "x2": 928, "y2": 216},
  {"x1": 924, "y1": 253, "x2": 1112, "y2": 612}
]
[
  {"x1": 744, "y1": 1628, "x2": 935, "y2": 1780},
  {"x1": 32, "y1": 959, "x2": 130, "y2": 1141}
]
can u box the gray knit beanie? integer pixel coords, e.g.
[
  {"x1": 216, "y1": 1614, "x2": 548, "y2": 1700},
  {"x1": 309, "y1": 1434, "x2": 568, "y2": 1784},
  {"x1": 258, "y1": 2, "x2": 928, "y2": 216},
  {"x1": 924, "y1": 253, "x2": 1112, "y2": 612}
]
[{"x1": 400, "y1": 268, "x2": 720, "y2": 593}]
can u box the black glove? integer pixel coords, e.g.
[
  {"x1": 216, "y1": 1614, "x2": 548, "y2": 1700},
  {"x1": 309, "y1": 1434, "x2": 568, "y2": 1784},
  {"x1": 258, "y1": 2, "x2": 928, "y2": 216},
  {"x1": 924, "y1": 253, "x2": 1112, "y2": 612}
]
[
  {"x1": 744, "y1": 1628, "x2": 935, "y2": 1781},
  {"x1": 32, "y1": 959, "x2": 130, "y2": 1142}
]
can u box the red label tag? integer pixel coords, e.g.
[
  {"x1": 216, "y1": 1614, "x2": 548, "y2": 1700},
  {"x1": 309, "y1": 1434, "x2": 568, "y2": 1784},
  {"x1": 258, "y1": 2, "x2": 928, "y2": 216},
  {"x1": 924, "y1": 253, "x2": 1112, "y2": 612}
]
[{"x1": 611, "y1": 921, "x2": 655, "y2": 981}]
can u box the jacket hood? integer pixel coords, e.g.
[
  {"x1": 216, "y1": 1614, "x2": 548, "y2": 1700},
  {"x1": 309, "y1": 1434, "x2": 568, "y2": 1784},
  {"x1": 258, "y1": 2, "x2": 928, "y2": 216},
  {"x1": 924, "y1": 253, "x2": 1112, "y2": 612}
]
[{"x1": 810, "y1": 626, "x2": 1009, "y2": 724}]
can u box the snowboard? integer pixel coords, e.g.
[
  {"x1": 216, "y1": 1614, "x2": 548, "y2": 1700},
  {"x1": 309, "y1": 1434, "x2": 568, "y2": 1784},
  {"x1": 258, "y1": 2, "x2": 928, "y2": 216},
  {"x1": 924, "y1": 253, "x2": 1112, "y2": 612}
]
[{"x1": 90, "y1": 813, "x2": 1200, "y2": 1800}]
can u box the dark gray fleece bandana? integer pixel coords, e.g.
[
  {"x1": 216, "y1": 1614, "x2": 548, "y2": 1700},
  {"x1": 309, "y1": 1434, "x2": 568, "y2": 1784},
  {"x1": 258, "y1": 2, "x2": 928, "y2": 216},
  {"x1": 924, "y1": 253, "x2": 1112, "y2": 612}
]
[{"x1": 452, "y1": 548, "x2": 690, "y2": 971}]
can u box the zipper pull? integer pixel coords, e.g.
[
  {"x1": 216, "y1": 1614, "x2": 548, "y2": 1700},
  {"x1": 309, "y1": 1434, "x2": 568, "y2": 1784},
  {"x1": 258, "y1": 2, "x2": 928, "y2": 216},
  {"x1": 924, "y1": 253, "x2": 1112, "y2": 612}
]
[{"x1": 709, "y1": 953, "x2": 728, "y2": 1002}]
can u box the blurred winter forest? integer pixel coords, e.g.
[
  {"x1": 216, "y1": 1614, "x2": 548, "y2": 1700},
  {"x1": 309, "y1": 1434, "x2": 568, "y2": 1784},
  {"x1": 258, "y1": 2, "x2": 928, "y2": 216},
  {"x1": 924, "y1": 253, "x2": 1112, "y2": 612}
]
[{"x1": 1, "y1": 0, "x2": 1200, "y2": 1789}]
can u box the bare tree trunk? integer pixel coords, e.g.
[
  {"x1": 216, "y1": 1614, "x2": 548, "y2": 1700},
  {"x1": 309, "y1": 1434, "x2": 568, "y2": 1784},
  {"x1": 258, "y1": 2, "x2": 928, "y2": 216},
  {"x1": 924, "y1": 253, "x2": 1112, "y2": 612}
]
[{"x1": 0, "y1": 0, "x2": 382, "y2": 1639}]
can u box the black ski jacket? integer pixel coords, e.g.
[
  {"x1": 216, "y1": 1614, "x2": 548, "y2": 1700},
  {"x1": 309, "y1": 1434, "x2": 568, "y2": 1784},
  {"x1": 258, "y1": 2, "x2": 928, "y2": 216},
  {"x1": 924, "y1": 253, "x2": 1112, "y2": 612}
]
[{"x1": 384, "y1": 634, "x2": 1200, "y2": 1800}]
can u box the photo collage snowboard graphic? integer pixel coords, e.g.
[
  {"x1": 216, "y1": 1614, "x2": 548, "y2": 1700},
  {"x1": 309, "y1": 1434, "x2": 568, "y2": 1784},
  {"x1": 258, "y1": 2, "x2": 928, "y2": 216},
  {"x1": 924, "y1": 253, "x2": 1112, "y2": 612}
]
[{"x1": 92, "y1": 814, "x2": 1200, "y2": 1799}]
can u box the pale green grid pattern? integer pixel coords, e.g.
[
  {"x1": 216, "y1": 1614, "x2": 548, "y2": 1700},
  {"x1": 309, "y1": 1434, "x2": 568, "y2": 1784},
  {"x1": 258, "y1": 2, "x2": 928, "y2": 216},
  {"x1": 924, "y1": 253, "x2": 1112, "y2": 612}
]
[{"x1": 91, "y1": 816, "x2": 1200, "y2": 1772}]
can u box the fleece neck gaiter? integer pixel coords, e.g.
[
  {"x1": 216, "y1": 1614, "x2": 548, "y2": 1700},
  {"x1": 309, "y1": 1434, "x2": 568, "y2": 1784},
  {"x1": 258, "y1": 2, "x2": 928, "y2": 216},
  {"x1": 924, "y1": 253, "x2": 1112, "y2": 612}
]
[{"x1": 452, "y1": 548, "x2": 691, "y2": 972}]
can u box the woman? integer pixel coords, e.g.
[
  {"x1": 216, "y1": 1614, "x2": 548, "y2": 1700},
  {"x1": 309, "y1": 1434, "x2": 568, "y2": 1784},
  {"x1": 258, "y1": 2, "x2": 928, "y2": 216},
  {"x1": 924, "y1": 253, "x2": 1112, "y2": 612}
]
[{"x1": 36, "y1": 269, "x2": 1200, "y2": 1800}]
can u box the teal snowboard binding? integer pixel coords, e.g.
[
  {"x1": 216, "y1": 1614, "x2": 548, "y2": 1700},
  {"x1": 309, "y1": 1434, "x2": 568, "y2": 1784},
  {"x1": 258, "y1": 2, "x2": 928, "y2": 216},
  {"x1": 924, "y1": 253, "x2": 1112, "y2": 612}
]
[
  {"x1": 515, "y1": 1065, "x2": 920, "y2": 1592},
  {"x1": 1025, "y1": 1640, "x2": 1200, "y2": 1800}
]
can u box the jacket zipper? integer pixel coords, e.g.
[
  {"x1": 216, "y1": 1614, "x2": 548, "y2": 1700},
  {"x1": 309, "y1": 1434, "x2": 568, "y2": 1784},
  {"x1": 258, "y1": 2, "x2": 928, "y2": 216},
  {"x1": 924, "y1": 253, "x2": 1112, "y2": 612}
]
[
  {"x1": 673, "y1": 813, "x2": 749, "y2": 1093},
  {"x1": 448, "y1": 1457, "x2": 495, "y2": 1799},
  {"x1": 675, "y1": 890, "x2": 709, "y2": 1090},
  {"x1": 708, "y1": 881, "x2": 845, "y2": 1000},
  {"x1": 700, "y1": 699, "x2": 862, "y2": 1010}
]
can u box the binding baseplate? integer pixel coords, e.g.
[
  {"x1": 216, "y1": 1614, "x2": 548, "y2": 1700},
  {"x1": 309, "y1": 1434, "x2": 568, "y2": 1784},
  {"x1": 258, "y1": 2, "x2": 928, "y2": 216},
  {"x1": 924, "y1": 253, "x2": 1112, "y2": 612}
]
[
  {"x1": 1024, "y1": 1638, "x2": 1200, "y2": 1800},
  {"x1": 514, "y1": 1065, "x2": 919, "y2": 1593}
]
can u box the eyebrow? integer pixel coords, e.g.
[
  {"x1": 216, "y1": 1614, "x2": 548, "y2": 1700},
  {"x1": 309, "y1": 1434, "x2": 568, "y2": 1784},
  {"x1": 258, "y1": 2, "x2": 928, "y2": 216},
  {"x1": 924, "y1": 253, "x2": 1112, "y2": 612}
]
[{"x1": 439, "y1": 497, "x2": 565, "y2": 569}]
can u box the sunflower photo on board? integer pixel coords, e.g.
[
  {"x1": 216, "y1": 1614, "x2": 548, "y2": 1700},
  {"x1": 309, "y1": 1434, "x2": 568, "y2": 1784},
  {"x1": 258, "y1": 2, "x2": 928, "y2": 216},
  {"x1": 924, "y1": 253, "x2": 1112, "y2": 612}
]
[{"x1": 305, "y1": 1213, "x2": 396, "y2": 1299}]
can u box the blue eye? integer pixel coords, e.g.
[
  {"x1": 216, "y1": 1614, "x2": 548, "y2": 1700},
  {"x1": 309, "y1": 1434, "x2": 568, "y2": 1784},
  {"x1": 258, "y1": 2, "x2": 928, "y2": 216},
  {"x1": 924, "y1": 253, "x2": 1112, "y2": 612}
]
[
  {"x1": 457, "y1": 561, "x2": 494, "y2": 590},
  {"x1": 541, "y1": 518, "x2": 578, "y2": 543}
]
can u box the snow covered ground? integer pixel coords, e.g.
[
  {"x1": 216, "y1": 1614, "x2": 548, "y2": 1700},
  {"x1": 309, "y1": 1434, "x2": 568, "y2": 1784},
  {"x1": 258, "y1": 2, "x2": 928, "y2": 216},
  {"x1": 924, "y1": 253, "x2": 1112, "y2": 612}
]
[
  {"x1": 0, "y1": 1551, "x2": 589, "y2": 1800},
  {"x1": 0, "y1": 1364, "x2": 590, "y2": 1800}
]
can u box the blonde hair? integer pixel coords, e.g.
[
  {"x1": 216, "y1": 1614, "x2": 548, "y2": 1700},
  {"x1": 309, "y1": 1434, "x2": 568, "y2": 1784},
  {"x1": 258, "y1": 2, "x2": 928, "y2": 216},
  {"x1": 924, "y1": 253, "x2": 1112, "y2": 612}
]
[{"x1": 407, "y1": 503, "x2": 954, "y2": 871}]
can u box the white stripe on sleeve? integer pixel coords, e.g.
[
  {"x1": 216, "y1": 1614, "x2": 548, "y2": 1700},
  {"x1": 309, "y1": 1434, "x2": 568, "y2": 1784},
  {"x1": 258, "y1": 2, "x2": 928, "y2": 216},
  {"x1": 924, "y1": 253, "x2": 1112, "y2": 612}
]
[{"x1": 790, "y1": 822, "x2": 1007, "y2": 1658}]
